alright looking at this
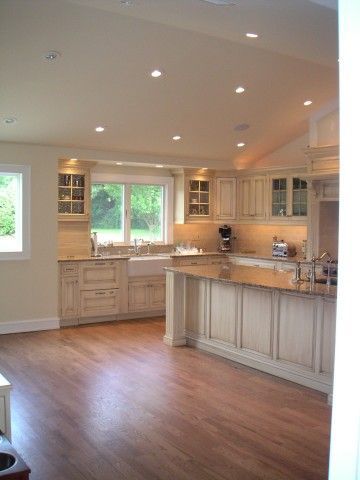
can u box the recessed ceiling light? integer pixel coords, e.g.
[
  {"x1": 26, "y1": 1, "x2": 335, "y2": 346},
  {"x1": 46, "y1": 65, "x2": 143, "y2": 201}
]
[
  {"x1": 155, "y1": 164, "x2": 164, "y2": 168},
  {"x1": 172, "y1": 135, "x2": 181, "y2": 141},
  {"x1": 151, "y1": 69, "x2": 163, "y2": 78},
  {"x1": 3, "y1": 117, "x2": 17, "y2": 125},
  {"x1": 44, "y1": 51, "x2": 61, "y2": 62},
  {"x1": 235, "y1": 86, "x2": 245, "y2": 94},
  {"x1": 304, "y1": 100, "x2": 313, "y2": 106},
  {"x1": 202, "y1": 168, "x2": 208, "y2": 171},
  {"x1": 246, "y1": 33, "x2": 258, "y2": 38},
  {"x1": 237, "y1": 142, "x2": 246, "y2": 148},
  {"x1": 116, "y1": 162, "x2": 123, "y2": 165},
  {"x1": 119, "y1": 0, "x2": 133, "y2": 5},
  {"x1": 95, "y1": 126, "x2": 105, "y2": 132},
  {"x1": 70, "y1": 158, "x2": 78, "y2": 161}
]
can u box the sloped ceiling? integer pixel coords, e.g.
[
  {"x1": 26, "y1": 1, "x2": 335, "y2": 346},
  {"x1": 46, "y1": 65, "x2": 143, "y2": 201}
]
[{"x1": 0, "y1": 0, "x2": 338, "y2": 168}]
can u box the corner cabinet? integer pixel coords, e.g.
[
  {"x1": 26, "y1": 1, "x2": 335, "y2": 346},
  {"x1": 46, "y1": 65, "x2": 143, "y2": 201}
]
[
  {"x1": 58, "y1": 160, "x2": 94, "y2": 222},
  {"x1": 237, "y1": 176, "x2": 267, "y2": 221}
]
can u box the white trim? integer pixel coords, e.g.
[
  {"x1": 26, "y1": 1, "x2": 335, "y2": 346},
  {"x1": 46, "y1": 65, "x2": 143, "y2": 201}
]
[
  {"x1": 0, "y1": 317, "x2": 60, "y2": 335},
  {"x1": 91, "y1": 172, "x2": 174, "y2": 245},
  {"x1": 0, "y1": 164, "x2": 31, "y2": 261}
]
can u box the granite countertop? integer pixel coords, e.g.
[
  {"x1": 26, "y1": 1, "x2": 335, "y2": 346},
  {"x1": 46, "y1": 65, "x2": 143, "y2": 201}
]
[
  {"x1": 58, "y1": 255, "x2": 132, "y2": 262},
  {"x1": 228, "y1": 252, "x2": 305, "y2": 263},
  {"x1": 164, "y1": 264, "x2": 337, "y2": 298}
]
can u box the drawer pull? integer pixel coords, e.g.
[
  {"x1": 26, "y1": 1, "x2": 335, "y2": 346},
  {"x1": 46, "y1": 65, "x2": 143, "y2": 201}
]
[
  {"x1": 94, "y1": 262, "x2": 106, "y2": 266},
  {"x1": 95, "y1": 291, "x2": 106, "y2": 295}
]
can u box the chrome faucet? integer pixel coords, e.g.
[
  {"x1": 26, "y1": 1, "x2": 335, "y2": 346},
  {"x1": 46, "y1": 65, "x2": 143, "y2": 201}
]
[
  {"x1": 133, "y1": 238, "x2": 143, "y2": 255},
  {"x1": 309, "y1": 251, "x2": 333, "y2": 286}
]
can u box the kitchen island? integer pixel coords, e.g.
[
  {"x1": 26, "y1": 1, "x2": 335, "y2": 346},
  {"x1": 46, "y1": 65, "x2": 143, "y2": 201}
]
[{"x1": 164, "y1": 264, "x2": 336, "y2": 400}]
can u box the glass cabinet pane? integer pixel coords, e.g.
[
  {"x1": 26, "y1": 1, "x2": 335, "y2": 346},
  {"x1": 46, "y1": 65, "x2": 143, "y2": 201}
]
[
  {"x1": 188, "y1": 178, "x2": 210, "y2": 216},
  {"x1": 292, "y1": 177, "x2": 307, "y2": 216},
  {"x1": 272, "y1": 178, "x2": 287, "y2": 216},
  {"x1": 58, "y1": 172, "x2": 86, "y2": 216}
]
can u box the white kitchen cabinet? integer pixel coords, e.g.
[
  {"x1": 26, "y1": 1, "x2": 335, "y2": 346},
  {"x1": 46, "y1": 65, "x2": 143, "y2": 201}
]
[
  {"x1": 269, "y1": 175, "x2": 307, "y2": 224},
  {"x1": 80, "y1": 289, "x2": 119, "y2": 317},
  {"x1": 172, "y1": 255, "x2": 228, "y2": 267},
  {"x1": 228, "y1": 255, "x2": 296, "y2": 272},
  {"x1": 59, "y1": 259, "x2": 128, "y2": 325},
  {"x1": 128, "y1": 276, "x2": 166, "y2": 312},
  {"x1": 215, "y1": 177, "x2": 237, "y2": 221},
  {"x1": 0, "y1": 374, "x2": 11, "y2": 440},
  {"x1": 61, "y1": 276, "x2": 79, "y2": 320},
  {"x1": 237, "y1": 176, "x2": 267, "y2": 221},
  {"x1": 79, "y1": 260, "x2": 120, "y2": 290}
]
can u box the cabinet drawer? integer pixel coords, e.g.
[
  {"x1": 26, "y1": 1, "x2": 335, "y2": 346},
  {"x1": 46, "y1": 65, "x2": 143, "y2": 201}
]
[
  {"x1": 61, "y1": 263, "x2": 79, "y2": 275},
  {"x1": 80, "y1": 289, "x2": 119, "y2": 317},
  {"x1": 208, "y1": 257, "x2": 227, "y2": 265},
  {"x1": 177, "y1": 257, "x2": 209, "y2": 266},
  {"x1": 79, "y1": 261, "x2": 120, "y2": 290}
]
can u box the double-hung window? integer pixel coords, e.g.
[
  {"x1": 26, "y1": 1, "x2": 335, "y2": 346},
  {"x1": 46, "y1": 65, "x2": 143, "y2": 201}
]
[
  {"x1": 0, "y1": 165, "x2": 30, "y2": 260},
  {"x1": 91, "y1": 173, "x2": 173, "y2": 245}
]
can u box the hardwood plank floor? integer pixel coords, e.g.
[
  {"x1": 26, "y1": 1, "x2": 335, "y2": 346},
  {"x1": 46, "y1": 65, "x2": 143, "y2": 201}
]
[{"x1": 0, "y1": 318, "x2": 331, "y2": 480}]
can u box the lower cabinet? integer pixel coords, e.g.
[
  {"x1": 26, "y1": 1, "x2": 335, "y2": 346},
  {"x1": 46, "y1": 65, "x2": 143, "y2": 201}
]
[
  {"x1": 181, "y1": 274, "x2": 336, "y2": 394},
  {"x1": 61, "y1": 276, "x2": 79, "y2": 319},
  {"x1": 80, "y1": 289, "x2": 119, "y2": 317},
  {"x1": 128, "y1": 276, "x2": 166, "y2": 312},
  {"x1": 59, "y1": 259, "x2": 128, "y2": 326}
]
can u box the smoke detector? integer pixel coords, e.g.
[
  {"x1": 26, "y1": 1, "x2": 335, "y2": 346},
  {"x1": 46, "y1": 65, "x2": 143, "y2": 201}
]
[{"x1": 199, "y1": 0, "x2": 236, "y2": 5}]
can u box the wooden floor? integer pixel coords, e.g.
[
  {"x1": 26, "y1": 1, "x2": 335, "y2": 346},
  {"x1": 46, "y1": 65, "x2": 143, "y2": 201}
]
[{"x1": 0, "y1": 318, "x2": 331, "y2": 480}]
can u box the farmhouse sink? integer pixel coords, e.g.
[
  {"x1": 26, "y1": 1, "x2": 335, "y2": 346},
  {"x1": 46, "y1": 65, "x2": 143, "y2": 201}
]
[{"x1": 127, "y1": 255, "x2": 172, "y2": 277}]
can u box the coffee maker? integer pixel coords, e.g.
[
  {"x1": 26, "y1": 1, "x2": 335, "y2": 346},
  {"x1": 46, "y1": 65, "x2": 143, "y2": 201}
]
[{"x1": 218, "y1": 225, "x2": 232, "y2": 252}]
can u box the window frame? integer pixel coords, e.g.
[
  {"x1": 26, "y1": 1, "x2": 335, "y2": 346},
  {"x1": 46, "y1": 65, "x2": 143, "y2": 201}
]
[
  {"x1": 91, "y1": 172, "x2": 173, "y2": 245},
  {"x1": 0, "y1": 164, "x2": 31, "y2": 261}
]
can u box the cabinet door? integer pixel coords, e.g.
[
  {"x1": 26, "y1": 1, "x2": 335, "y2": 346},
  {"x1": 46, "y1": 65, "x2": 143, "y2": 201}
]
[
  {"x1": 149, "y1": 282, "x2": 166, "y2": 309},
  {"x1": 58, "y1": 166, "x2": 90, "y2": 221},
  {"x1": 186, "y1": 175, "x2": 213, "y2": 222},
  {"x1": 215, "y1": 178, "x2": 236, "y2": 220},
  {"x1": 79, "y1": 261, "x2": 120, "y2": 290},
  {"x1": 80, "y1": 289, "x2": 119, "y2": 317},
  {"x1": 128, "y1": 283, "x2": 149, "y2": 311},
  {"x1": 238, "y1": 176, "x2": 266, "y2": 220},
  {"x1": 61, "y1": 276, "x2": 79, "y2": 318},
  {"x1": 269, "y1": 175, "x2": 307, "y2": 223}
]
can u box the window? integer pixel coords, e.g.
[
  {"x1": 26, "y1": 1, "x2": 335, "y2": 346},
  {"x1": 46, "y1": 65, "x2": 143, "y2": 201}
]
[
  {"x1": 91, "y1": 173, "x2": 173, "y2": 245},
  {"x1": 0, "y1": 165, "x2": 30, "y2": 260}
]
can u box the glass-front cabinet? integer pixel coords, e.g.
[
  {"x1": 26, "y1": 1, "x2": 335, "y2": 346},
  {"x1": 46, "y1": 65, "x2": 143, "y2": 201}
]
[
  {"x1": 58, "y1": 160, "x2": 91, "y2": 220},
  {"x1": 58, "y1": 173, "x2": 85, "y2": 215},
  {"x1": 187, "y1": 178, "x2": 211, "y2": 218},
  {"x1": 184, "y1": 175, "x2": 213, "y2": 222},
  {"x1": 270, "y1": 175, "x2": 307, "y2": 221}
]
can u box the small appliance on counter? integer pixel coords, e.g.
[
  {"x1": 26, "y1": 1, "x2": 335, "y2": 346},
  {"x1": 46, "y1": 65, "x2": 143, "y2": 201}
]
[
  {"x1": 272, "y1": 237, "x2": 296, "y2": 257},
  {"x1": 218, "y1": 225, "x2": 232, "y2": 252}
]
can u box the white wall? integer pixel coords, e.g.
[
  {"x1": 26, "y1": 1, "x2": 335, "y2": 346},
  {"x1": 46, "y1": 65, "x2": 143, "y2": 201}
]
[
  {"x1": 0, "y1": 143, "x2": 58, "y2": 329},
  {"x1": 252, "y1": 133, "x2": 309, "y2": 169}
]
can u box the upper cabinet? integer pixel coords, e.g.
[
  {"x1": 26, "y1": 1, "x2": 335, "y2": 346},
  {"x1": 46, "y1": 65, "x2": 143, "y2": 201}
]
[
  {"x1": 58, "y1": 160, "x2": 95, "y2": 221},
  {"x1": 269, "y1": 174, "x2": 307, "y2": 224},
  {"x1": 237, "y1": 176, "x2": 267, "y2": 221},
  {"x1": 215, "y1": 177, "x2": 237, "y2": 221},
  {"x1": 173, "y1": 169, "x2": 214, "y2": 223}
]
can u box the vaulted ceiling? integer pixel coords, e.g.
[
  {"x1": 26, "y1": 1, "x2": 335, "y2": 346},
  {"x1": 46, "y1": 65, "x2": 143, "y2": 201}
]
[{"x1": 0, "y1": 0, "x2": 338, "y2": 168}]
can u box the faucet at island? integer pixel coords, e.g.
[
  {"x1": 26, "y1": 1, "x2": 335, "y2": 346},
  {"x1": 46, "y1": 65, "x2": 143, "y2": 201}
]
[{"x1": 309, "y1": 250, "x2": 333, "y2": 286}]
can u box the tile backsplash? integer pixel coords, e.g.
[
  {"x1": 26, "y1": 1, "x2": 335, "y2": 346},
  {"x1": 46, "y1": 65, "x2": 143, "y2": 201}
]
[{"x1": 174, "y1": 223, "x2": 307, "y2": 257}]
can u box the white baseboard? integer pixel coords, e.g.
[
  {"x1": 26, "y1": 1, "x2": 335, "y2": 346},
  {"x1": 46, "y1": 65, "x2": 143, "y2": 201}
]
[{"x1": 0, "y1": 317, "x2": 60, "y2": 335}]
